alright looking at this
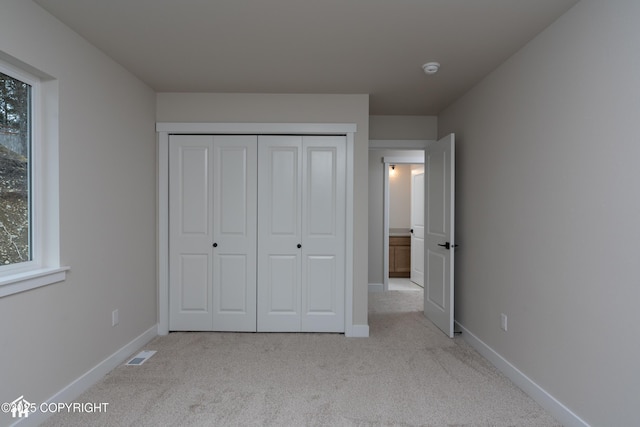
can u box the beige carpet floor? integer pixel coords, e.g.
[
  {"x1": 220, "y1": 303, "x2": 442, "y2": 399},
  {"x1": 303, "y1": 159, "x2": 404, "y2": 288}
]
[{"x1": 43, "y1": 291, "x2": 559, "y2": 426}]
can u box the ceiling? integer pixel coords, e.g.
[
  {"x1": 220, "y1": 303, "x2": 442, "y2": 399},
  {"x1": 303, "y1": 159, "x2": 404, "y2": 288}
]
[{"x1": 34, "y1": 0, "x2": 579, "y2": 115}]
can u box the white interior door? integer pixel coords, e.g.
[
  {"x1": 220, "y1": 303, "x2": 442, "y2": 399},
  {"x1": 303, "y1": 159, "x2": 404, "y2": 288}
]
[
  {"x1": 211, "y1": 136, "x2": 257, "y2": 331},
  {"x1": 169, "y1": 135, "x2": 214, "y2": 330},
  {"x1": 410, "y1": 169, "x2": 425, "y2": 287},
  {"x1": 301, "y1": 136, "x2": 346, "y2": 332},
  {"x1": 424, "y1": 134, "x2": 455, "y2": 337},
  {"x1": 257, "y1": 136, "x2": 303, "y2": 331}
]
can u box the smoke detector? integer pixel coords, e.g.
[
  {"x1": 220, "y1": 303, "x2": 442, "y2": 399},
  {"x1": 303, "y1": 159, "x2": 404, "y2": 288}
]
[{"x1": 422, "y1": 62, "x2": 440, "y2": 75}]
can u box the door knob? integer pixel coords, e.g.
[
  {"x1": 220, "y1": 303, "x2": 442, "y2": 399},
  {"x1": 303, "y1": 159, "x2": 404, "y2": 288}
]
[
  {"x1": 212, "y1": 243, "x2": 218, "y2": 248},
  {"x1": 410, "y1": 229, "x2": 414, "y2": 234},
  {"x1": 437, "y1": 242, "x2": 451, "y2": 250},
  {"x1": 297, "y1": 244, "x2": 302, "y2": 249}
]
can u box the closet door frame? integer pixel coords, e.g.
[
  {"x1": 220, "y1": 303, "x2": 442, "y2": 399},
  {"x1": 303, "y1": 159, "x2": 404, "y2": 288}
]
[{"x1": 157, "y1": 123, "x2": 356, "y2": 336}]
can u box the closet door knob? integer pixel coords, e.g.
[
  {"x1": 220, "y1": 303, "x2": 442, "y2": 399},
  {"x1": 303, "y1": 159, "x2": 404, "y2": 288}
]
[
  {"x1": 297, "y1": 244, "x2": 302, "y2": 249},
  {"x1": 213, "y1": 243, "x2": 218, "y2": 248}
]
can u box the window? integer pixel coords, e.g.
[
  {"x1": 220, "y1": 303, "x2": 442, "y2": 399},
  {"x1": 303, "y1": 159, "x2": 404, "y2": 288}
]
[
  {"x1": 0, "y1": 70, "x2": 32, "y2": 267},
  {"x1": 0, "y1": 56, "x2": 66, "y2": 297}
]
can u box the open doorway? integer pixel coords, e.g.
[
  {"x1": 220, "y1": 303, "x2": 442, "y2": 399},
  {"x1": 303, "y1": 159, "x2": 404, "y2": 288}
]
[
  {"x1": 382, "y1": 155, "x2": 424, "y2": 291},
  {"x1": 368, "y1": 143, "x2": 429, "y2": 293},
  {"x1": 388, "y1": 163, "x2": 424, "y2": 291},
  {"x1": 368, "y1": 136, "x2": 456, "y2": 337}
]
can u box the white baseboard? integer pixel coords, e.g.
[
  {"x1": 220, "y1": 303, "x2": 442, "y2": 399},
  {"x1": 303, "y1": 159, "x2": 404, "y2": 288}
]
[
  {"x1": 368, "y1": 283, "x2": 383, "y2": 292},
  {"x1": 455, "y1": 321, "x2": 590, "y2": 427},
  {"x1": 347, "y1": 324, "x2": 369, "y2": 337},
  {"x1": 12, "y1": 324, "x2": 158, "y2": 427}
]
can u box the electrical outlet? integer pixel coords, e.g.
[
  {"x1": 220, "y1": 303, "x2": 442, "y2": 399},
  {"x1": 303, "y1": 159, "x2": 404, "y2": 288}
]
[
  {"x1": 500, "y1": 313, "x2": 507, "y2": 332},
  {"x1": 112, "y1": 309, "x2": 119, "y2": 327}
]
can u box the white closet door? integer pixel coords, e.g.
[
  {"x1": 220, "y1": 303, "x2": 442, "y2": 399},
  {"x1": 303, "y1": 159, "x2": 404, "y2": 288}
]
[
  {"x1": 257, "y1": 135, "x2": 346, "y2": 332},
  {"x1": 170, "y1": 133, "x2": 345, "y2": 333},
  {"x1": 169, "y1": 135, "x2": 214, "y2": 330},
  {"x1": 257, "y1": 136, "x2": 302, "y2": 331},
  {"x1": 301, "y1": 136, "x2": 346, "y2": 332},
  {"x1": 169, "y1": 135, "x2": 257, "y2": 332},
  {"x1": 212, "y1": 136, "x2": 257, "y2": 331}
]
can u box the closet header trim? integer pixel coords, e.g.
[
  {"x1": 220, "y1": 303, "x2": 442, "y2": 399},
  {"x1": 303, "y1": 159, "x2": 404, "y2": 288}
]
[{"x1": 156, "y1": 122, "x2": 357, "y2": 135}]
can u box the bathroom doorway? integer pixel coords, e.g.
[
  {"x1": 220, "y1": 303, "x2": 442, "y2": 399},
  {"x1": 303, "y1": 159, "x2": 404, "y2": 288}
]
[
  {"x1": 382, "y1": 154, "x2": 424, "y2": 292},
  {"x1": 387, "y1": 162, "x2": 424, "y2": 291}
]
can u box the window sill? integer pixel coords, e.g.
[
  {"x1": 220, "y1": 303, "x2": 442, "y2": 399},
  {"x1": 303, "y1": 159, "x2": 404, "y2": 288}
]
[{"x1": 0, "y1": 266, "x2": 70, "y2": 298}]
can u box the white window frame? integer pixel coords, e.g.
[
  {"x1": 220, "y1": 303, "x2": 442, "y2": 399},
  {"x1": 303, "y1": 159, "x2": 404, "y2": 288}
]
[{"x1": 0, "y1": 56, "x2": 67, "y2": 298}]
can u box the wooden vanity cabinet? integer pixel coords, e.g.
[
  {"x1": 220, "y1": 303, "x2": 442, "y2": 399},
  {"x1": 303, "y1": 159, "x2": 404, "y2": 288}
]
[{"x1": 389, "y1": 236, "x2": 411, "y2": 278}]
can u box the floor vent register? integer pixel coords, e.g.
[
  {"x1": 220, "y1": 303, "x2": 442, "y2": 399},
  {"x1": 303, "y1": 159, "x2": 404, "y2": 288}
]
[{"x1": 126, "y1": 350, "x2": 157, "y2": 366}]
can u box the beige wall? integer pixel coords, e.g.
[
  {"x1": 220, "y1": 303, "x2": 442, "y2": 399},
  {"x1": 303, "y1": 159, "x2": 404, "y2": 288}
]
[
  {"x1": 157, "y1": 93, "x2": 370, "y2": 326},
  {"x1": 370, "y1": 115, "x2": 437, "y2": 140},
  {"x1": 0, "y1": 1, "x2": 157, "y2": 425},
  {"x1": 389, "y1": 164, "x2": 412, "y2": 229},
  {"x1": 438, "y1": 0, "x2": 640, "y2": 425}
]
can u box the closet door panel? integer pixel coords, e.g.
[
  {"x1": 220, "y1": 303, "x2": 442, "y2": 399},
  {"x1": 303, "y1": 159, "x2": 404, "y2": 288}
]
[
  {"x1": 257, "y1": 136, "x2": 302, "y2": 332},
  {"x1": 178, "y1": 254, "x2": 209, "y2": 311},
  {"x1": 267, "y1": 255, "x2": 298, "y2": 308},
  {"x1": 301, "y1": 136, "x2": 346, "y2": 332},
  {"x1": 217, "y1": 145, "x2": 250, "y2": 234},
  {"x1": 212, "y1": 136, "x2": 257, "y2": 331},
  {"x1": 216, "y1": 254, "x2": 248, "y2": 309},
  {"x1": 270, "y1": 148, "x2": 299, "y2": 235},
  {"x1": 306, "y1": 255, "x2": 336, "y2": 312},
  {"x1": 169, "y1": 135, "x2": 214, "y2": 331},
  {"x1": 307, "y1": 149, "x2": 337, "y2": 236}
]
